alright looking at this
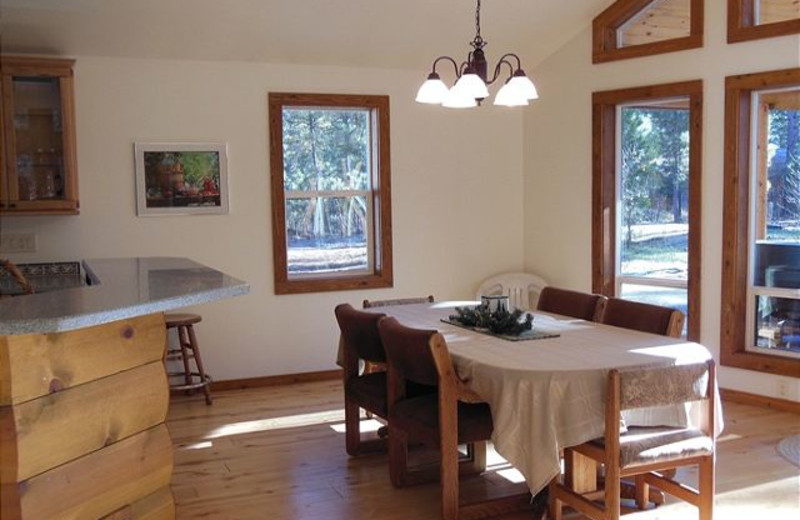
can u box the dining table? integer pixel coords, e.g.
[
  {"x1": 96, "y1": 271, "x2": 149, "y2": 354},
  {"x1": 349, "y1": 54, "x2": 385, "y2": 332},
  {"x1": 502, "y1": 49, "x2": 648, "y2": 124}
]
[{"x1": 362, "y1": 300, "x2": 723, "y2": 496}]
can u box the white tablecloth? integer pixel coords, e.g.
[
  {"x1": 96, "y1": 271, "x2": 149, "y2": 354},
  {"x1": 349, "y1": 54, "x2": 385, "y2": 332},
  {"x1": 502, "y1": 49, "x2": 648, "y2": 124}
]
[{"x1": 369, "y1": 301, "x2": 723, "y2": 494}]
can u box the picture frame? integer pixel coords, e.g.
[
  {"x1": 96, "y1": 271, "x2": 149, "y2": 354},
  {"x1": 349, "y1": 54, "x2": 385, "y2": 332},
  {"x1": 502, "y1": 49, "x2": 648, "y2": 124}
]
[{"x1": 134, "y1": 142, "x2": 229, "y2": 216}]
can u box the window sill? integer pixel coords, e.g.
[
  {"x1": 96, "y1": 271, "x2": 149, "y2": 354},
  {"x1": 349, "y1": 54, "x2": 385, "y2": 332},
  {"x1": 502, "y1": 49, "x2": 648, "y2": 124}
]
[{"x1": 274, "y1": 272, "x2": 393, "y2": 295}]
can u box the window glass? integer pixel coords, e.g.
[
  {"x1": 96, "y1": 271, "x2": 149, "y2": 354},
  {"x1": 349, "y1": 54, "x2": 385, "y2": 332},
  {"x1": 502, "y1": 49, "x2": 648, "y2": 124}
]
[
  {"x1": 618, "y1": 0, "x2": 691, "y2": 48},
  {"x1": 749, "y1": 88, "x2": 800, "y2": 357},
  {"x1": 756, "y1": 0, "x2": 800, "y2": 25},
  {"x1": 269, "y1": 93, "x2": 391, "y2": 294}
]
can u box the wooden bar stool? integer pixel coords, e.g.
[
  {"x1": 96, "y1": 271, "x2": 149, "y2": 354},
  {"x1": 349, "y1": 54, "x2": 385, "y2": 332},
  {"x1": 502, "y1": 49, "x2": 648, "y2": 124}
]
[{"x1": 165, "y1": 313, "x2": 213, "y2": 405}]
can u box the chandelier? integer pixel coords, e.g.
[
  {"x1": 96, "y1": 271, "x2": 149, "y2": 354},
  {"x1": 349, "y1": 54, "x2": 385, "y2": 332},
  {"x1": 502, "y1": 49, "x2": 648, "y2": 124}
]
[{"x1": 415, "y1": 0, "x2": 539, "y2": 108}]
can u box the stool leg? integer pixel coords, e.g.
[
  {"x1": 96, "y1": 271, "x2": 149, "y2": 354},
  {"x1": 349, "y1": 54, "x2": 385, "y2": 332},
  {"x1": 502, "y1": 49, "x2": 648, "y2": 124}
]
[
  {"x1": 177, "y1": 326, "x2": 194, "y2": 390},
  {"x1": 186, "y1": 324, "x2": 213, "y2": 405}
]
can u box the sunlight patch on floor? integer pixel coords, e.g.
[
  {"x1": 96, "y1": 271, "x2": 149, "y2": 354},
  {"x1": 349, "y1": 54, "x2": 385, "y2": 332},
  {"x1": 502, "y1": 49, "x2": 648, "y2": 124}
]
[
  {"x1": 176, "y1": 441, "x2": 214, "y2": 451},
  {"x1": 329, "y1": 418, "x2": 384, "y2": 433},
  {"x1": 205, "y1": 409, "x2": 345, "y2": 439}
]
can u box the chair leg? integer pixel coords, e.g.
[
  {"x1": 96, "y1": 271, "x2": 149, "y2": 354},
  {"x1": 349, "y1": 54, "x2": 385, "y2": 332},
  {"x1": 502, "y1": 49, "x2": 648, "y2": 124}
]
[
  {"x1": 186, "y1": 324, "x2": 213, "y2": 405},
  {"x1": 634, "y1": 474, "x2": 649, "y2": 510},
  {"x1": 605, "y1": 462, "x2": 621, "y2": 520},
  {"x1": 698, "y1": 456, "x2": 715, "y2": 520},
  {"x1": 388, "y1": 425, "x2": 409, "y2": 487},
  {"x1": 344, "y1": 398, "x2": 361, "y2": 456},
  {"x1": 440, "y1": 433, "x2": 459, "y2": 520},
  {"x1": 465, "y1": 441, "x2": 487, "y2": 474},
  {"x1": 177, "y1": 326, "x2": 193, "y2": 389},
  {"x1": 548, "y1": 478, "x2": 563, "y2": 520}
]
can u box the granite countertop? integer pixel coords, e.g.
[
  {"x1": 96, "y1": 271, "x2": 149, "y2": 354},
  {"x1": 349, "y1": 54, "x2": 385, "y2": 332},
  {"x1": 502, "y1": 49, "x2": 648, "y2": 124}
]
[{"x1": 0, "y1": 257, "x2": 249, "y2": 335}]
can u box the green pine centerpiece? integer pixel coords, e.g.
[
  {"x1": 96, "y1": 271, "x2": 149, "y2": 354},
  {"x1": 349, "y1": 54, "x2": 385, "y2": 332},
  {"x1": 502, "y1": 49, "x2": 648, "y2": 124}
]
[{"x1": 449, "y1": 304, "x2": 534, "y2": 336}]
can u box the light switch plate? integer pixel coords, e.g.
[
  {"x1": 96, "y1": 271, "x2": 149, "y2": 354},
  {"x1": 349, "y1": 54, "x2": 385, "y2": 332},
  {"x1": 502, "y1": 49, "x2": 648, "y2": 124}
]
[{"x1": 0, "y1": 232, "x2": 37, "y2": 253}]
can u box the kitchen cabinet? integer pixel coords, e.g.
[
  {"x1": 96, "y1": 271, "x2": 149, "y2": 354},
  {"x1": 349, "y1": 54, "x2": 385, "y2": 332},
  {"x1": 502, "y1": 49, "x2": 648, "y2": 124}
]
[{"x1": 1, "y1": 56, "x2": 79, "y2": 215}]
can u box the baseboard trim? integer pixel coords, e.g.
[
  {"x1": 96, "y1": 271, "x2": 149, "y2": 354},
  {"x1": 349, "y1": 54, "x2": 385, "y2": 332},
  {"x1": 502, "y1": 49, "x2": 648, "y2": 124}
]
[
  {"x1": 211, "y1": 369, "x2": 342, "y2": 391},
  {"x1": 720, "y1": 388, "x2": 800, "y2": 414}
]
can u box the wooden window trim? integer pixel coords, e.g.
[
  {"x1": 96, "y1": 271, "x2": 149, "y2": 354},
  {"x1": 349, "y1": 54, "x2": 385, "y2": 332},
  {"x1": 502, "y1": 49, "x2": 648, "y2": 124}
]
[
  {"x1": 268, "y1": 93, "x2": 393, "y2": 295},
  {"x1": 728, "y1": 0, "x2": 800, "y2": 43},
  {"x1": 592, "y1": 80, "x2": 703, "y2": 341},
  {"x1": 721, "y1": 68, "x2": 800, "y2": 377},
  {"x1": 593, "y1": 0, "x2": 704, "y2": 64}
]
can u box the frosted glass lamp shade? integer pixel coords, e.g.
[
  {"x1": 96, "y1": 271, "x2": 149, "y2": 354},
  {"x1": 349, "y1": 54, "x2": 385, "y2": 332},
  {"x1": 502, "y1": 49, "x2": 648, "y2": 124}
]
[
  {"x1": 415, "y1": 73, "x2": 450, "y2": 104},
  {"x1": 493, "y1": 82, "x2": 529, "y2": 107},
  {"x1": 507, "y1": 71, "x2": 539, "y2": 100},
  {"x1": 453, "y1": 72, "x2": 489, "y2": 99},
  {"x1": 442, "y1": 87, "x2": 478, "y2": 108}
]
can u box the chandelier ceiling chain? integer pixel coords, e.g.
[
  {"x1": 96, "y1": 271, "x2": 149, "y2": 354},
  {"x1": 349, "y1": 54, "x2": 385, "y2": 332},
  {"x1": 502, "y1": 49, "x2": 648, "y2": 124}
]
[{"x1": 415, "y1": 0, "x2": 539, "y2": 108}]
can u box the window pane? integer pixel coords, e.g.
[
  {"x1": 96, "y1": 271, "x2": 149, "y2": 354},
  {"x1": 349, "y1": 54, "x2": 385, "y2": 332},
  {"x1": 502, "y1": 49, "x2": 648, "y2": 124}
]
[
  {"x1": 756, "y1": 0, "x2": 800, "y2": 26},
  {"x1": 618, "y1": 0, "x2": 691, "y2": 48},
  {"x1": 281, "y1": 108, "x2": 370, "y2": 192},
  {"x1": 286, "y1": 196, "x2": 369, "y2": 277},
  {"x1": 619, "y1": 105, "x2": 690, "y2": 280},
  {"x1": 753, "y1": 295, "x2": 800, "y2": 354},
  {"x1": 620, "y1": 283, "x2": 688, "y2": 335}
]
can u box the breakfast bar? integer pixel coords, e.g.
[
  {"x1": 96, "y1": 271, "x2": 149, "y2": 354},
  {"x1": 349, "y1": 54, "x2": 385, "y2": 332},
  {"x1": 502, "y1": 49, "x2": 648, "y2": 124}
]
[{"x1": 0, "y1": 257, "x2": 248, "y2": 520}]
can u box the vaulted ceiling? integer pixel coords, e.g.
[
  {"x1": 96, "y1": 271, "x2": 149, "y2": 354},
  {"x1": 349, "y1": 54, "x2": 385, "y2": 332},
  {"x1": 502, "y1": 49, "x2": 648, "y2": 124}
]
[{"x1": 0, "y1": 0, "x2": 611, "y2": 70}]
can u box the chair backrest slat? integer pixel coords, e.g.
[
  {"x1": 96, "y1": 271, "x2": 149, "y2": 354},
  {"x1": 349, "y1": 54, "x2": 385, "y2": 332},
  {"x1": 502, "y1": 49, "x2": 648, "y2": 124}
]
[
  {"x1": 537, "y1": 286, "x2": 606, "y2": 321},
  {"x1": 618, "y1": 360, "x2": 712, "y2": 411},
  {"x1": 335, "y1": 303, "x2": 386, "y2": 363},
  {"x1": 363, "y1": 295, "x2": 434, "y2": 309}
]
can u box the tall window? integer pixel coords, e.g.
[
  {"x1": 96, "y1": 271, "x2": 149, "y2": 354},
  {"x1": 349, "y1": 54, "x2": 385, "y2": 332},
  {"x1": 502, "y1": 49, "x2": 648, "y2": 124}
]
[
  {"x1": 722, "y1": 69, "x2": 800, "y2": 377},
  {"x1": 593, "y1": 81, "x2": 703, "y2": 340},
  {"x1": 269, "y1": 93, "x2": 392, "y2": 294}
]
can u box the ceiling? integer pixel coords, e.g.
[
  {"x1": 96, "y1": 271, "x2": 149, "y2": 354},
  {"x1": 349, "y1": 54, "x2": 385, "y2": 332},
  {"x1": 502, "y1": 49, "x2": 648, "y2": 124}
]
[{"x1": 0, "y1": 0, "x2": 610, "y2": 71}]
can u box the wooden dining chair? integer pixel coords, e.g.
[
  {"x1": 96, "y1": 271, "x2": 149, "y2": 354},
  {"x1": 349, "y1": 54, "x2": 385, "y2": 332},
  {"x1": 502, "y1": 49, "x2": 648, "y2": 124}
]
[
  {"x1": 549, "y1": 359, "x2": 716, "y2": 520},
  {"x1": 378, "y1": 317, "x2": 531, "y2": 520},
  {"x1": 363, "y1": 295, "x2": 435, "y2": 309},
  {"x1": 599, "y1": 298, "x2": 684, "y2": 338},
  {"x1": 537, "y1": 286, "x2": 607, "y2": 321},
  {"x1": 335, "y1": 303, "x2": 390, "y2": 456}
]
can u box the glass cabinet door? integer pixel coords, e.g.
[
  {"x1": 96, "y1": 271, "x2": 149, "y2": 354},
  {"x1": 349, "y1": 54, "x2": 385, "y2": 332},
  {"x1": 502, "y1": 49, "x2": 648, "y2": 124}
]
[
  {"x1": 9, "y1": 76, "x2": 66, "y2": 203},
  {"x1": 1, "y1": 56, "x2": 78, "y2": 215}
]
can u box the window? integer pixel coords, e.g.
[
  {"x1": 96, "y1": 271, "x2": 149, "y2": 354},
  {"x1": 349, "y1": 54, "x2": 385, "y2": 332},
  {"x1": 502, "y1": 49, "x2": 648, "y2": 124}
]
[
  {"x1": 269, "y1": 93, "x2": 392, "y2": 294},
  {"x1": 593, "y1": 81, "x2": 703, "y2": 340},
  {"x1": 722, "y1": 68, "x2": 800, "y2": 377},
  {"x1": 593, "y1": 0, "x2": 703, "y2": 63},
  {"x1": 728, "y1": 0, "x2": 800, "y2": 42}
]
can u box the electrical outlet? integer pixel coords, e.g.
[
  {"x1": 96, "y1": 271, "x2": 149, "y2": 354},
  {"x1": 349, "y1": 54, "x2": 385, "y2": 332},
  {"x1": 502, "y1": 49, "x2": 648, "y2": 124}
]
[{"x1": 0, "y1": 232, "x2": 37, "y2": 253}]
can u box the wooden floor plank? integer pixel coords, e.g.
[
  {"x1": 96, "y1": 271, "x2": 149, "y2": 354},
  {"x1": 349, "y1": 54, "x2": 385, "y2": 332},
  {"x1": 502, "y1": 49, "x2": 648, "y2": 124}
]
[{"x1": 168, "y1": 381, "x2": 800, "y2": 520}]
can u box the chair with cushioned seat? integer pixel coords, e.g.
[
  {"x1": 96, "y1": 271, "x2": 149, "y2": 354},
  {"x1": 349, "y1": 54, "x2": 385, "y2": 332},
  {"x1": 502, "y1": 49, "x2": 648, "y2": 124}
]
[
  {"x1": 537, "y1": 286, "x2": 607, "y2": 321},
  {"x1": 599, "y1": 298, "x2": 684, "y2": 338},
  {"x1": 549, "y1": 359, "x2": 716, "y2": 520},
  {"x1": 379, "y1": 317, "x2": 531, "y2": 520},
  {"x1": 335, "y1": 303, "x2": 390, "y2": 456}
]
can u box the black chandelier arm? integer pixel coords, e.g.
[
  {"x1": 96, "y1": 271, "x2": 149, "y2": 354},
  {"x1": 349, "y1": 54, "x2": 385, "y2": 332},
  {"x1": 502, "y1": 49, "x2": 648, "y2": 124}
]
[
  {"x1": 430, "y1": 56, "x2": 461, "y2": 78},
  {"x1": 486, "y1": 58, "x2": 516, "y2": 86}
]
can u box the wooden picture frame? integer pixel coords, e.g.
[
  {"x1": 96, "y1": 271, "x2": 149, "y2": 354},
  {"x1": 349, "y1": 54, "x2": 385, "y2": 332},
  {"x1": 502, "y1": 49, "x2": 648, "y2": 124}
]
[{"x1": 134, "y1": 142, "x2": 229, "y2": 216}]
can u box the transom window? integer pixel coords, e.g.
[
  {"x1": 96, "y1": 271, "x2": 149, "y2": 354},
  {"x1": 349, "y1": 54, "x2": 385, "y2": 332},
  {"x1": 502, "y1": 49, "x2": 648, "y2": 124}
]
[{"x1": 269, "y1": 93, "x2": 392, "y2": 294}]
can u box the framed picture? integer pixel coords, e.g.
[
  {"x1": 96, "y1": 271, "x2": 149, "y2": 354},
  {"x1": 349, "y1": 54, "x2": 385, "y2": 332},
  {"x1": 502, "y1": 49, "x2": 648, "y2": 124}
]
[{"x1": 134, "y1": 142, "x2": 229, "y2": 216}]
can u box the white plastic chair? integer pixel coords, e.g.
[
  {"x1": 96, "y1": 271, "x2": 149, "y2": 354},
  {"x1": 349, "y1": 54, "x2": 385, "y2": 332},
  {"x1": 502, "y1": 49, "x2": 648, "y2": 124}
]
[{"x1": 475, "y1": 272, "x2": 548, "y2": 310}]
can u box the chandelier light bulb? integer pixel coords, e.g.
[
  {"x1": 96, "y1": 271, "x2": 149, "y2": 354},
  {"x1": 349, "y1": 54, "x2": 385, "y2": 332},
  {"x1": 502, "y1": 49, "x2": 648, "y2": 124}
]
[
  {"x1": 493, "y1": 82, "x2": 529, "y2": 107},
  {"x1": 442, "y1": 87, "x2": 478, "y2": 109},
  {"x1": 507, "y1": 70, "x2": 539, "y2": 100},
  {"x1": 415, "y1": 72, "x2": 450, "y2": 104},
  {"x1": 453, "y1": 70, "x2": 490, "y2": 99}
]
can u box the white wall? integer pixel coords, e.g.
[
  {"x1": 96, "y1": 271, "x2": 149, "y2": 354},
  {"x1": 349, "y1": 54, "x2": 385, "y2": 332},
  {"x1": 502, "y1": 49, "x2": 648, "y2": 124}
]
[
  {"x1": 1, "y1": 56, "x2": 525, "y2": 380},
  {"x1": 522, "y1": 1, "x2": 800, "y2": 400}
]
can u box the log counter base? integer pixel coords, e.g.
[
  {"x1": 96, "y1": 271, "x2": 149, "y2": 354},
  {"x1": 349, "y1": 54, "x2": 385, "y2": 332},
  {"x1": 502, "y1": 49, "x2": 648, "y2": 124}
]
[
  {"x1": 0, "y1": 257, "x2": 248, "y2": 520},
  {"x1": 0, "y1": 314, "x2": 174, "y2": 520}
]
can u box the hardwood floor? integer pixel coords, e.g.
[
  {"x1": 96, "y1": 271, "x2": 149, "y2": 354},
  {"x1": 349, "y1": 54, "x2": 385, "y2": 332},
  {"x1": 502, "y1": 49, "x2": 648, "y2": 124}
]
[{"x1": 167, "y1": 380, "x2": 800, "y2": 519}]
